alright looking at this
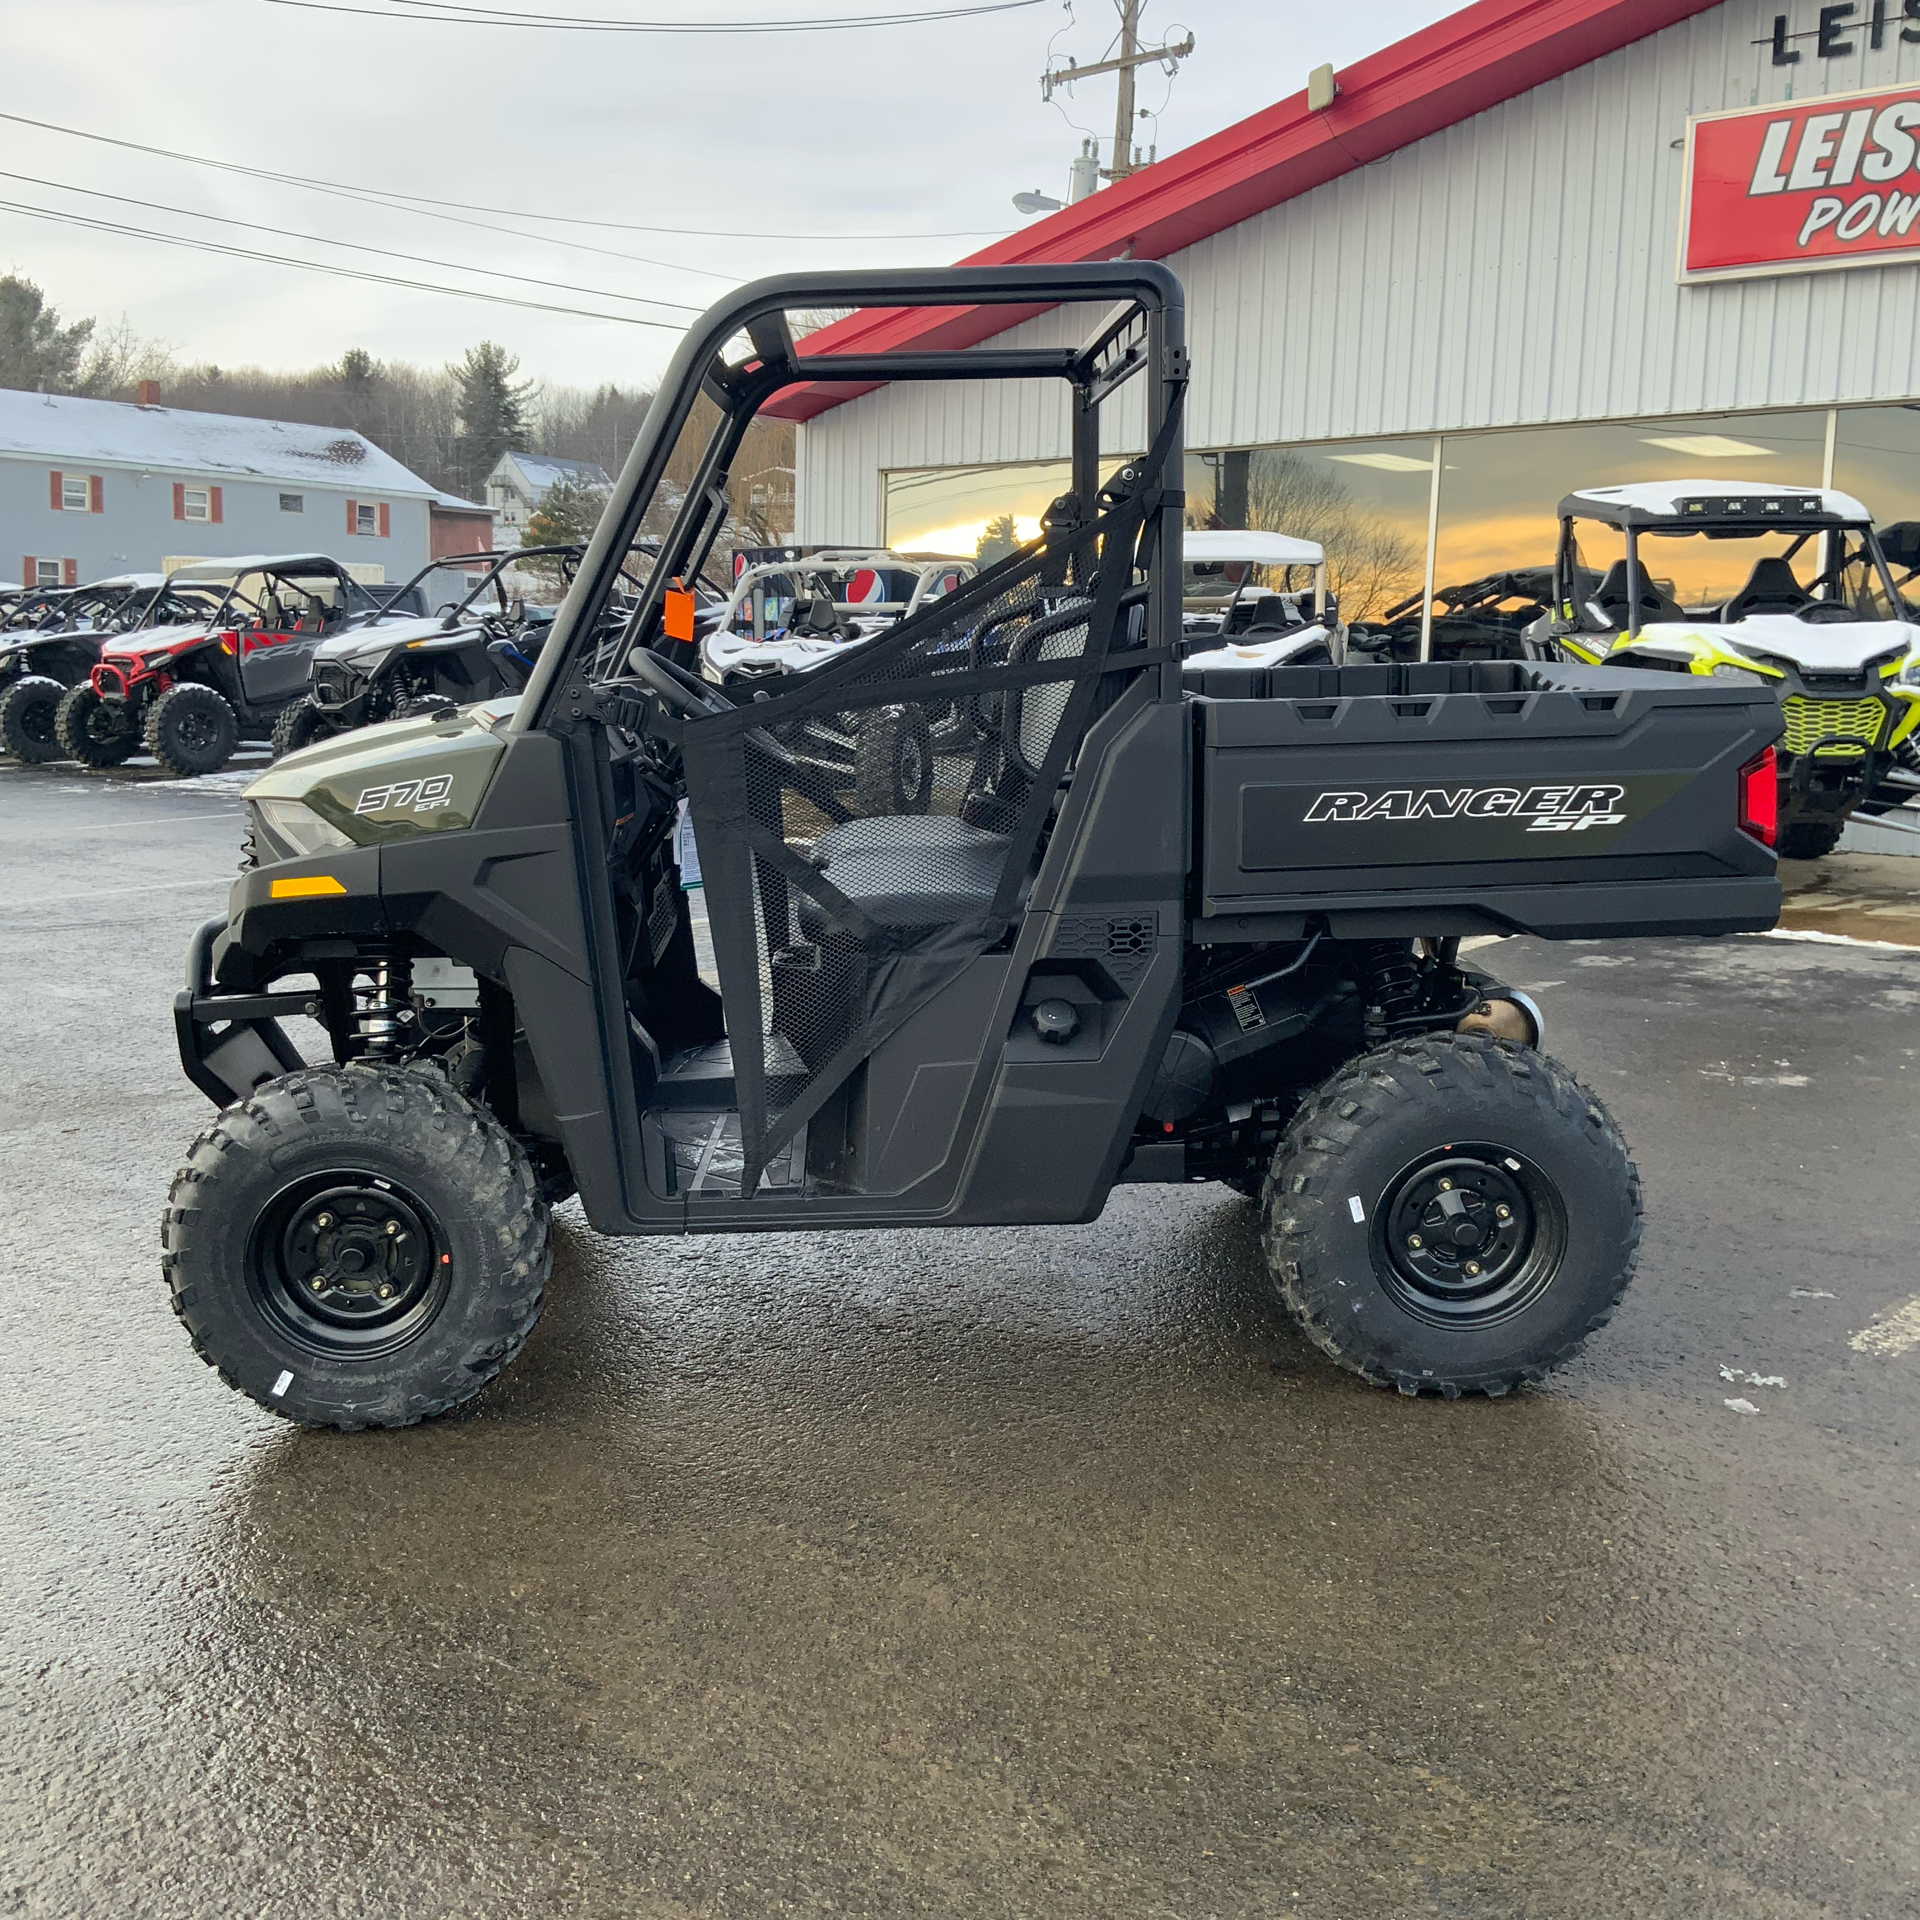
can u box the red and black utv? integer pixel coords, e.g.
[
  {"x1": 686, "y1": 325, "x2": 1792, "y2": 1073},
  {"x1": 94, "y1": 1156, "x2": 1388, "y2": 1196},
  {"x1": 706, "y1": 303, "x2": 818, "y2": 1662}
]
[
  {"x1": 54, "y1": 555, "x2": 411, "y2": 779},
  {"x1": 0, "y1": 575, "x2": 227, "y2": 763}
]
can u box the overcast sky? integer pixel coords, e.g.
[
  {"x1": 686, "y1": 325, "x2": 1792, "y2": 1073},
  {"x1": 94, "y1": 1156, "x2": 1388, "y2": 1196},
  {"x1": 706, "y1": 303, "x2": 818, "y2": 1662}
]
[{"x1": 3, "y1": 0, "x2": 1457, "y2": 394}]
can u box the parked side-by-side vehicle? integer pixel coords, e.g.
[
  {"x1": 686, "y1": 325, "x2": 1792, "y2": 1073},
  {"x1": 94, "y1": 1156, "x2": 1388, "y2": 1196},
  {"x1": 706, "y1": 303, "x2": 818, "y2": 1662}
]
[
  {"x1": 162, "y1": 264, "x2": 1783, "y2": 1432},
  {"x1": 54, "y1": 555, "x2": 416, "y2": 778},
  {"x1": 1540, "y1": 484, "x2": 1920, "y2": 859}
]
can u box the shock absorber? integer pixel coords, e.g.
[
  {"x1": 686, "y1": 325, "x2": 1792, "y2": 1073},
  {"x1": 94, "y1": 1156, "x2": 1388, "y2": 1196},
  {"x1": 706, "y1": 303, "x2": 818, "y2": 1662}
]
[
  {"x1": 351, "y1": 953, "x2": 415, "y2": 1057},
  {"x1": 1356, "y1": 940, "x2": 1422, "y2": 1045}
]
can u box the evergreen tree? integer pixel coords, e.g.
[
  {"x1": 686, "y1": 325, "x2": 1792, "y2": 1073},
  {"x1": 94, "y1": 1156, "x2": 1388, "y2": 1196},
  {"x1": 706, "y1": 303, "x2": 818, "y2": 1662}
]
[
  {"x1": 0, "y1": 275, "x2": 96, "y2": 393},
  {"x1": 523, "y1": 470, "x2": 611, "y2": 581},
  {"x1": 975, "y1": 512, "x2": 1019, "y2": 565},
  {"x1": 449, "y1": 340, "x2": 533, "y2": 499}
]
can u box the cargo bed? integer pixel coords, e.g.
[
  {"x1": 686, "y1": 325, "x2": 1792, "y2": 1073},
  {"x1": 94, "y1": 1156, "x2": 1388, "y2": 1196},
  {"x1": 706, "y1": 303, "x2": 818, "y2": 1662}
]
[{"x1": 1185, "y1": 659, "x2": 1782, "y2": 941}]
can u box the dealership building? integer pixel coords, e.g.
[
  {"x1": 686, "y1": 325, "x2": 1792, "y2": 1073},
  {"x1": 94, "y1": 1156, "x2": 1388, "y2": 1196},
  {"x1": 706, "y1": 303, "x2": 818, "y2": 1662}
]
[{"x1": 782, "y1": 0, "x2": 1920, "y2": 629}]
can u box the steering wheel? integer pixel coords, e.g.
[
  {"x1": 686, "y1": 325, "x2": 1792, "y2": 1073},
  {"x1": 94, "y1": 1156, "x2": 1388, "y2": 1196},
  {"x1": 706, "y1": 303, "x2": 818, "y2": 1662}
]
[{"x1": 628, "y1": 647, "x2": 734, "y2": 717}]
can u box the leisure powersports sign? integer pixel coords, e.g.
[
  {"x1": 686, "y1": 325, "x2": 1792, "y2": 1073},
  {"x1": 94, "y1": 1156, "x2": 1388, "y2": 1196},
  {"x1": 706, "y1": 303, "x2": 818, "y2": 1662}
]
[{"x1": 1681, "y1": 80, "x2": 1920, "y2": 281}]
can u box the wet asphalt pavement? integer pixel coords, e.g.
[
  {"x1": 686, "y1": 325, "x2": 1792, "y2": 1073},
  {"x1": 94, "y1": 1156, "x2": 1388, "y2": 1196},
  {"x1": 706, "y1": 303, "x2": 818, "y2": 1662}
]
[{"x1": 1, "y1": 760, "x2": 1916, "y2": 1920}]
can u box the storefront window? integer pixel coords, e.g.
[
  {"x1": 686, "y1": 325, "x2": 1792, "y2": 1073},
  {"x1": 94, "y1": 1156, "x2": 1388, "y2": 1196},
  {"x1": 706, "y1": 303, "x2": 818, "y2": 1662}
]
[
  {"x1": 1188, "y1": 441, "x2": 1432, "y2": 622},
  {"x1": 1832, "y1": 405, "x2": 1920, "y2": 532},
  {"x1": 1433, "y1": 410, "x2": 1829, "y2": 607},
  {"x1": 883, "y1": 460, "x2": 1072, "y2": 558}
]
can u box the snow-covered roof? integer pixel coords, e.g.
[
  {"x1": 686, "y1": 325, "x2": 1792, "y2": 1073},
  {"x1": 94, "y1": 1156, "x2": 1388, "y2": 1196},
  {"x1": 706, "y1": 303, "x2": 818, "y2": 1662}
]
[
  {"x1": 494, "y1": 451, "x2": 612, "y2": 495},
  {"x1": 1563, "y1": 481, "x2": 1871, "y2": 524},
  {"x1": 430, "y1": 489, "x2": 492, "y2": 512},
  {"x1": 1185, "y1": 529, "x2": 1325, "y2": 568},
  {"x1": 0, "y1": 389, "x2": 437, "y2": 496}
]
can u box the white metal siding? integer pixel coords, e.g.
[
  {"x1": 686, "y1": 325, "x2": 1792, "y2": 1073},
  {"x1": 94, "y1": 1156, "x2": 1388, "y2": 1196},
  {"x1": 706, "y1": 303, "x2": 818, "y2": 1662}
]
[{"x1": 799, "y1": 0, "x2": 1920, "y2": 543}]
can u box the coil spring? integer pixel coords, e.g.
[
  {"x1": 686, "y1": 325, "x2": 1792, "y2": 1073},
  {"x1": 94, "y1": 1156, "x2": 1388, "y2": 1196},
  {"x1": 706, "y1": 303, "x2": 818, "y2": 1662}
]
[
  {"x1": 1357, "y1": 940, "x2": 1423, "y2": 1040},
  {"x1": 352, "y1": 955, "x2": 415, "y2": 1057}
]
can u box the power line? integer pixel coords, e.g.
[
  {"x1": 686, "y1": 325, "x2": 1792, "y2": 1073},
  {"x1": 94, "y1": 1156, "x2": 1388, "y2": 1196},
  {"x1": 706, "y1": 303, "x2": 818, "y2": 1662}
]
[
  {"x1": 0, "y1": 109, "x2": 1013, "y2": 245},
  {"x1": 267, "y1": 0, "x2": 1043, "y2": 32},
  {"x1": 0, "y1": 169, "x2": 707, "y2": 314},
  {"x1": 0, "y1": 198, "x2": 688, "y2": 329}
]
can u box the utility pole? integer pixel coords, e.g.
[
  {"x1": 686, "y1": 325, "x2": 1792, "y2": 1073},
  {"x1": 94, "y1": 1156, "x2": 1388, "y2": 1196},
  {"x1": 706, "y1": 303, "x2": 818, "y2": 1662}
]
[
  {"x1": 1112, "y1": 0, "x2": 1141, "y2": 181},
  {"x1": 1040, "y1": 0, "x2": 1194, "y2": 187}
]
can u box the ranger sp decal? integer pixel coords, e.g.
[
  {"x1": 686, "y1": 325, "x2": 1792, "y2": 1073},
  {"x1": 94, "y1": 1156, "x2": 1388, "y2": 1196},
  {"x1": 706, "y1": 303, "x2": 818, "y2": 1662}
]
[
  {"x1": 355, "y1": 774, "x2": 454, "y2": 815},
  {"x1": 1304, "y1": 784, "x2": 1629, "y2": 832}
]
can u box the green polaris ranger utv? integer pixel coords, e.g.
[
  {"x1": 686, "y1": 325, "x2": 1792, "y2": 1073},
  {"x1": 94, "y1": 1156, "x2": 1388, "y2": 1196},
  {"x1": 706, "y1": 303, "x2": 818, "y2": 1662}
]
[{"x1": 164, "y1": 265, "x2": 1784, "y2": 1429}]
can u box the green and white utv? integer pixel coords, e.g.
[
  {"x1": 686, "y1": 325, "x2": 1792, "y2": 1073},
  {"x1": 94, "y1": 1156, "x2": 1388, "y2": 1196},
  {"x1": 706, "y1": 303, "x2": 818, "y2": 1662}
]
[{"x1": 1540, "y1": 483, "x2": 1920, "y2": 859}]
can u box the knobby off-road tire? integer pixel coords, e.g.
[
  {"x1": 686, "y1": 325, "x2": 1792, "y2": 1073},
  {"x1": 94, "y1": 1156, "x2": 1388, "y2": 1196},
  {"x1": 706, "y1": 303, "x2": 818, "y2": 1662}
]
[
  {"x1": 162, "y1": 1065, "x2": 552, "y2": 1430},
  {"x1": 270, "y1": 695, "x2": 337, "y2": 760},
  {"x1": 1260, "y1": 1034, "x2": 1641, "y2": 1398},
  {"x1": 854, "y1": 703, "x2": 934, "y2": 815},
  {"x1": 1776, "y1": 818, "x2": 1845, "y2": 861},
  {"x1": 145, "y1": 682, "x2": 239, "y2": 778},
  {"x1": 53, "y1": 683, "x2": 138, "y2": 767},
  {"x1": 0, "y1": 674, "x2": 65, "y2": 763}
]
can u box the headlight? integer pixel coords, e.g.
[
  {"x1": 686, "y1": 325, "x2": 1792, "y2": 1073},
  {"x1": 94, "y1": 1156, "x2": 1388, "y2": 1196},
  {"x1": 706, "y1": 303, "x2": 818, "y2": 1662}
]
[
  {"x1": 250, "y1": 797, "x2": 354, "y2": 860},
  {"x1": 1709, "y1": 663, "x2": 1766, "y2": 684}
]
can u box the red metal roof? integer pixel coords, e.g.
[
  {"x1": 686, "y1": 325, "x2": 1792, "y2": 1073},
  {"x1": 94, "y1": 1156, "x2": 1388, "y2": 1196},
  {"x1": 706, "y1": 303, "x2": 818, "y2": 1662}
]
[{"x1": 768, "y1": 0, "x2": 1725, "y2": 421}]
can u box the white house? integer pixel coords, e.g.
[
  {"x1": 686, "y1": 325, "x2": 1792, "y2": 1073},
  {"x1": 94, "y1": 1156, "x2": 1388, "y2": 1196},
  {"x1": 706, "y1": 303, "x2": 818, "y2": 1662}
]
[
  {"x1": 485, "y1": 451, "x2": 612, "y2": 544},
  {"x1": 0, "y1": 386, "x2": 438, "y2": 589}
]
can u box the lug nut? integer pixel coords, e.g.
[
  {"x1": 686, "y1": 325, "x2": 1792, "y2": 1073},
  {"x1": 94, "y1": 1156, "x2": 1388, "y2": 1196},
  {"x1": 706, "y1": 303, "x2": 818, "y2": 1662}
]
[
  {"x1": 1495, "y1": 1205, "x2": 1511, "y2": 1221},
  {"x1": 376, "y1": 1284, "x2": 395, "y2": 1300},
  {"x1": 1407, "y1": 1234, "x2": 1423, "y2": 1249},
  {"x1": 1465, "y1": 1261, "x2": 1481, "y2": 1277},
  {"x1": 384, "y1": 1220, "x2": 399, "y2": 1236},
  {"x1": 315, "y1": 1213, "x2": 332, "y2": 1229},
  {"x1": 1437, "y1": 1178, "x2": 1453, "y2": 1191},
  {"x1": 309, "y1": 1277, "x2": 326, "y2": 1292}
]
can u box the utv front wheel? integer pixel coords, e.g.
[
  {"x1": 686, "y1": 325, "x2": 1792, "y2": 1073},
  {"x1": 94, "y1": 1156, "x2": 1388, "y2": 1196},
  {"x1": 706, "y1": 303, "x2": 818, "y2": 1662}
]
[
  {"x1": 1777, "y1": 818, "x2": 1845, "y2": 861},
  {"x1": 145, "y1": 682, "x2": 239, "y2": 778},
  {"x1": 0, "y1": 674, "x2": 65, "y2": 763},
  {"x1": 271, "y1": 696, "x2": 337, "y2": 759},
  {"x1": 1261, "y1": 1034, "x2": 1640, "y2": 1397},
  {"x1": 162, "y1": 1065, "x2": 552, "y2": 1429},
  {"x1": 53, "y1": 684, "x2": 138, "y2": 767}
]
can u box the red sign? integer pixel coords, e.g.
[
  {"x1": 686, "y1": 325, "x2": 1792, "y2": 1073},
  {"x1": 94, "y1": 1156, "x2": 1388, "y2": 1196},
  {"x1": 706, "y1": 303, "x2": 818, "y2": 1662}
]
[{"x1": 1681, "y1": 84, "x2": 1920, "y2": 281}]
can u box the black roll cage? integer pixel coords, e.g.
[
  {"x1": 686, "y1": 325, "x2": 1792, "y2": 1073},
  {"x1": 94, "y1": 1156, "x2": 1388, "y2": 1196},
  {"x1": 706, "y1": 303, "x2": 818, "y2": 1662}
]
[
  {"x1": 1553, "y1": 511, "x2": 1907, "y2": 639},
  {"x1": 513, "y1": 262, "x2": 1188, "y2": 731}
]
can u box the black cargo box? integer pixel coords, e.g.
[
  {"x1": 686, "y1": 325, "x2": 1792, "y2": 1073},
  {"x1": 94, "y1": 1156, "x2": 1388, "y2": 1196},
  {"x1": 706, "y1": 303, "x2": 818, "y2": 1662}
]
[{"x1": 1189, "y1": 661, "x2": 1783, "y2": 941}]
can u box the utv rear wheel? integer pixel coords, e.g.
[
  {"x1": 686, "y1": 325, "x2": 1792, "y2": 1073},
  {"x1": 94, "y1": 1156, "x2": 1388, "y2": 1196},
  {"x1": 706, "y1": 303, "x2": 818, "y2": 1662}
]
[
  {"x1": 855, "y1": 703, "x2": 933, "y2": 815},
  {"x1": 271, "y1": 696, "x2": 336, "y2": 759},
  {"x1": 1260, "y1": 1034, "x2": 1640, "y2": 1397},
  {"x1": 53, "y1": 684, "x2": 138, "y2": 767},
  {"x1": 0, "y1": 674, "x2": 65, "y2": 763},
  {"x1": 145, "y1": 682, "x2": 239, "y2": 778},
  {"x1": 1777, "y1": 818, "x2": 1845, "y2": 860},
  {"x1": 162, "y1": 1065, "x2": 551, "y2": 1430}
]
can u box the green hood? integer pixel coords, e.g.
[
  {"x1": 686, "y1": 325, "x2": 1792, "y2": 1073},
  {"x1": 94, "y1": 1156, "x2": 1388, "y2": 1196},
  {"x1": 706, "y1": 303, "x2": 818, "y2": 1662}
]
[{"x1": 245, "y1": 698, "x2": 517, "y2": 844}]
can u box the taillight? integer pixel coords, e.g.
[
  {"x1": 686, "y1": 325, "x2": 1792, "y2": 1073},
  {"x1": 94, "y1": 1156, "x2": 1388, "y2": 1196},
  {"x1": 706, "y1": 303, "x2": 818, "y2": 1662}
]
[{"x1": 1738, "y1": 746, "x2": 1778, "y2": 848}]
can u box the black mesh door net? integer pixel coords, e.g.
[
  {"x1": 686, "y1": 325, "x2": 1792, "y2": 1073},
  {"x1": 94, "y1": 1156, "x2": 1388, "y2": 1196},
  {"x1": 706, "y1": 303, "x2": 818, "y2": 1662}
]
[{"x1": 678, "y1": 469, "x2": 1169, "y2": 1195}]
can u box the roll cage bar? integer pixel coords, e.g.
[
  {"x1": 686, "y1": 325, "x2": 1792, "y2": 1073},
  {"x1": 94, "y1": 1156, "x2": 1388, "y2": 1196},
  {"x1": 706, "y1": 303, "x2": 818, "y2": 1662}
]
[
  {"x1": 514, "y1": 261, "x2": 1187, "y2": 731},
  {"x1": 1553, "y1": 509, "x2": 1907, "y2": 640}
]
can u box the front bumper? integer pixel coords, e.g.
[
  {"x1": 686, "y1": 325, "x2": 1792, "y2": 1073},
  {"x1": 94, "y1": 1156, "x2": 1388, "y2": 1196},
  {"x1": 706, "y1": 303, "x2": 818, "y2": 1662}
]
[{"x1": 175, "y1": 916, "x2": 312, "y2": 1105}]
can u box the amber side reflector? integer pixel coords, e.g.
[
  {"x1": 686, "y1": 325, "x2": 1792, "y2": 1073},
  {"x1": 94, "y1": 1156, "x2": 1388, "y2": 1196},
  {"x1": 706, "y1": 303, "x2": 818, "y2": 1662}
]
[
  {"x1": 1738, "y1": 746, "x2": 1778, "y2": 849},
  {"x1": 662, "y1": 582, "x2": 696, "y2": 643},
  {"x1": 269, "y1": 876, "x2": 348, "y2": 899}
]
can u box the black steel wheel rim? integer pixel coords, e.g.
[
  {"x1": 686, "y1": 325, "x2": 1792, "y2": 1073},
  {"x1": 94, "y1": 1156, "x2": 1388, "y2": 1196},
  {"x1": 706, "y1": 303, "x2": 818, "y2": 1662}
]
[
  {"x1": 20, "y1": 696, "x2": 55, "y2": 745},
  {"x1": 248, "y1": 1171, "x2": 451, "y2": 1358},
  {"x1": 176, "y1": 705, "x2": 218, "y2": 753},
  {"x1": 1373, "y1": 1142, "x2": 1567, "y2": 1327}
]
